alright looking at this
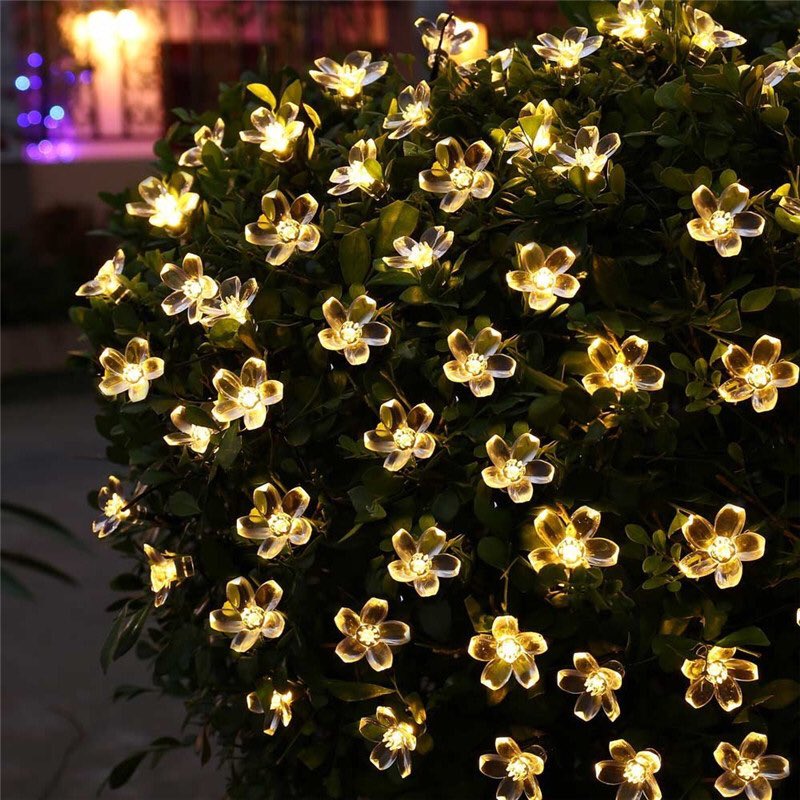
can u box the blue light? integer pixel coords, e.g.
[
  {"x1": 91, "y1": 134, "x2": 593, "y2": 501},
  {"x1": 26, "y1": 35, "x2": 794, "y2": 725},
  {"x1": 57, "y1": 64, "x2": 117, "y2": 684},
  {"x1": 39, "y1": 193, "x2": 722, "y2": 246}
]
[
  {"x1": 29, "y1": 75, "x2": 43, "y2": 90},
  {"x1": 17, "y1": 113, "x2": 30, "y2": 128},
  {"x1": 27, "y1": 52, "x2": 43, "y2": 68},
  {"x1": 64, "y1": 71, "x2": 76, "y2": 84},
  {"x1": 49, "y1": 105, "x2": 65, "y2": 121},
  {"x1": 44, "y1": 116, "x2": 58, "y2": 130},
  {"x1": 27, "y1": 110, "x2": 42, "y2": 125},
  {"x1": 15, "y1": 75, "x2": 30, "y2": 91},
  {"x1": 79, "y1": 69, "x2": 92, "y2": 84}
]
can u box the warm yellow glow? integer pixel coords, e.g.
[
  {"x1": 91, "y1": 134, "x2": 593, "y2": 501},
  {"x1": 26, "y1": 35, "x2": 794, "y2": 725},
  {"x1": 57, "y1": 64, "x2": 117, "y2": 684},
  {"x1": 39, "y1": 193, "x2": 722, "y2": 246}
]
[
  {"x1": 482, "y1": 432, "x2": 555, "y2": 503},
  {"x1": 443, "y1": 327, "x2": 516, "y2": 398},
  {"x1": 318, "y1": 295, "x2": 391, "y2": 366},
  {"x1": 687, "y1": 184, "x2": 764, "y2": 257},
  {"x1": 144, "y1": 544, "x2": 194, "y2": 607},
  {"x1": 582, "y1": 336, "x2": 664, "y2": 399},
  {"x1": 99, "y1": 337, "x2": 164, "y2": 403},
  {"x1": 76, "y1": 249, "x2": 125, "y2": 299},
  {"x1": 209, "y1": 577, "x2": 286, "y2": 652},
  {"x1": 334, "y1": 598, "x2": 410, "y2": 671},
  {"x1": 468, "y1": 615, "x2": 547, "y2": 689},
  {"x1": 682, "y1": 646, "x2": 757, "y2": 711},
  {"x1": 714, "y1": 734, "x2": 790, "y2": 797},
  {"x1": 211, "y1": 357, "x2": 284, "y2": 431},
  {"x1": 596, "y1": 741, "x2": 661, "y2": 796},
  {"x1": 364, "y1": 399, "x2": 436, "y2": 471},
  {"x1": 359, "y1": 706, "x2": 420, "y2": 779}
]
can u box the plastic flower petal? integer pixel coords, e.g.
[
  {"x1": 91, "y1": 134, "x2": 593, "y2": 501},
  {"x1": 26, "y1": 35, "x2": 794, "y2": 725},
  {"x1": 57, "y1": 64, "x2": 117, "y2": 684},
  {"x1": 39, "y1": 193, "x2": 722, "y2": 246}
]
[
  {"x1": 682, "y1": 646, "x2": 758, "y2": 712},
  {"x1": 687, "y1": 184, "x2": 765, "y2": 258},
  {"x1": 318, "y1": 294, "x2": 391, "y2": 366},
  {"x1": 359, "y1": 706, "x2": 420, "y2": 779},
  {"x1": 419, "y1": 137, "x2": 494, "y2": 213},
  {"x1": 444, "y1": 327, "x2": 516, "y2": 397},
  {"x1": 383, "y1": 81, "x2": 431, "y2": 139},
  {"x1": 245, "y1": 189, "x2": 321, "y2": 266},
  {"x1": 209, "y1": 577, "x2": 286, "y2": 652},
  {"x1": 99, "y1": 337, "x2": 164, "y2": 403},
  {"x1": 76, "y1": 248, "x2": 125, "y2": 299},
  {"x1": 309, "y1": 50, "x2": 387, "y2": 104},
  {"x1": 468, "y1": 615, "x2": 547, "y2": 690},
  {"x1": 247, "y1": 687, "x2": 294, "y2": 736},
  {"x1": 239, "y1": 104, "x2": 304, "y2": 161},
  {"x1": 595, "y1": 740, "x2": 662, "y2": 800},
  {"x1": 713, "y1": 733, "x2": 790, "y2": 798},
  {"x1": 364, "y1": 399, "x2": 436, "y2": 472},
  {"x1": 329, "y1": 138, "x2": 385, "y2": 198},
  {"x1": 388, "y1": 526, "x2": 461, "y2": 597},
  {"x1": 92, "y1": 475, "x2": 132, "y2": 538},
  {"x1": 334, "y1": 598, "x2": 410, "y2": 672},
  {"x1": 504, "y1": 100, "x2": 558, "y2": 162},
  {"x1": 125, "y1": 172, "x2": 199, "y2": 236},
  {"x1": 482, "y1": 432, "x2": 555, "y2": 504},
  {"x1": 144, "y1": 543, "x2": 193, "y2": 607},
  {"x1": 236, "y1": 482, "x2": 313, "y2": 560},
  {"x1": 687, "y1": 7, "x2": 746, "y2": 67},
  {"x1": 598, "y1": 0, "x2": 661, "y2": 45},
  {"x1": 164, "y1": 405, "x2": 224, "y2": 454},
  {"x1": 718, "y1": 335, "x2": 797, "y2": 413},
  {"x1": 160, "y1": 253, "x2": 218, "y2": 324},
  {"x1": 212, "y1": 357, "x2": 283, "y2": 431},
  {"x1": 678, "y1": 505, "x2": 765, "y2": 589},
  {"x1": 528, "y1": 506, "x2": 619, "y2": 573},
  {"x1": 200, "y1": 276, "x2": 259, "y2": 327},
  {"x1": 178, "y1": 117, "x2": 225, "y2": 167},
  {"x1": 382, "y1": 226, "x2": 454, "y2": 271},
  {"x1": 557, "y1": 652, "x2": 624, "y2": 722},
  {"x1": 551, "y1": 125, "x2": 621, "y2": 178},
  {"x1": 415, "y1": 13, "x2": 479, "y2": 68},
  {"x1": 507, "y1": 242, "x2": 579, "y2": 311},
  {"x1": 583, "y1": 335, "x2": 664, "y2": 398},
  {"x1": 479, "y1": 737, "x2": 547, "y2": 800},
  {"x1": 533, "y1": 26, "x2": 603, "y2": 82}
]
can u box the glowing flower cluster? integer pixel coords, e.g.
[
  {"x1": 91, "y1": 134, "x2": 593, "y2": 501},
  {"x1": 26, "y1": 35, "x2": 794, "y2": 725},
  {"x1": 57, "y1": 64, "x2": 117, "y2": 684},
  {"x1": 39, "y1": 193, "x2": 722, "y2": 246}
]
[
  {"x1": 678, "y1": 504, "x2": 765, "y2": 589},
  {"x1": 718, "y1": 336, "x2": 798, "y2": 413},
  {"x1": 125, "y1": 173, "x2": 199, "y2": 236},
  {"x1": 178, "y1": 117, "x2": 225, "y2": 167},
  {"x1": 209, "y1": 577, "x2": 286, "y2": 652},
  {"x1": 533, "y1": 26, "x2": 603, "y2": 82},
  {"x1": 76, "y1": 249, "x2": 125, "y2": 299},
  {"x1": 383, "y1": 81, "x2": 431, "y2": 139},
  {"x1": 236, "y1": 483, "x2": 313, "y2": 560},
  {"x1": 92, "y1": 475, "x2": 131, "y2": 538},
  {"x1": 714, "y1": 733, "x2": 790, "y2": 799},
  {"x1": 239, "y1": 104, "x2": 304, "y2": 161},
  {"x1": 551, "y1": 125, "x2": 621, "y2": 179},
  {"x1": 144, "y1": 544, "x2": 194, "y2": 607},
  {"x1": 507, "y1": 242, "x2": 579, "y2": 311},
  {"x1": 200, "y1": 276, "x2": 259, "y2": 326},
  {"x1": 211, "y1": 357, "x2": 283, "y2": 431},
  {"x1": 383, "y1": 225, "x2": 453, "y2": 271},
  {"x1": 318, "y1": 295, "x2": 391, "y2": 366},
  {"x1": 364, "y1": 399, "x2": 435, "y2": 472},
  {"x1": 468, "y1": 615, "x2": 547, "y2": 690},
  {"x1": 444, "y1": 327, "x2": 516, "y2": 398},
  {"x1": 329, "y1": 138, "x2": 385, "y2": 198},
  {"x1": 482, "y1": 432, "x2": 555, "y2": 504},
  {"x1": 247, "y1": 688, "x2": 294, "y2": 736},
  {"x1": 598, "y1": 0, "x2": 660, "y2": 45},
  {"x1": 387, "y1": 527, "x2": 461, "y2": 597},
  {"x1": 335, "y1": 598, "x2": 410, "y2": 672},
  {"x1": 309, "y1": 50, "x2": 387, "y2": 104},
  {"x1": 557, "y1": 652, "x2": 623, "y2": 722},
  {"x1": 160, "y1": 253, "x2": 218, "y2": 324},
  {"x1": 245, "y1": 190, "x2": 320, "y2": 266},
  {"x1": 163, "y1": 405, "x2": 222, "y2": 454},
  {"x1": 595, "y1": 740, "x2": 661, "y2": 800},
  {"x1": 583, "y1": 336, "x2": 664, "y2": 398},
  {"x1": 359, "y1": 706, "x2": 419, "y2": 779},
  {"x1": 99, "y1": 337, "x2": 164, "y2": 403},
  {"x1": 419, "y1": 137, "x2": 494, "y2": 212},
  {"x1": 415, "y1": 13, "x2": 479, "y2": 68},
  {"x1": 687, "y1": 184, "x2": 765, "y2": 257},
  {"x1": 686, "y1": 7, "x2": 746, "y2": 68},
  {"x1": 504, "y1": 99, "x2": 558, "y2": 161},
  {"x1": 682, "y1": 646, "x2": 758, "y2": 711},
  {"x1": 479, "y1": 737, "x2": 547, "y2": 800}
]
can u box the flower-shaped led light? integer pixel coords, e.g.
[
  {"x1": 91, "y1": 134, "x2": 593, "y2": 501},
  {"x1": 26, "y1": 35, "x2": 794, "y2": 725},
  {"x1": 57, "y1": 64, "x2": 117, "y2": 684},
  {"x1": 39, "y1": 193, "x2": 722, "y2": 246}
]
[
  {"x1": 415, "y1": 13, "x2": 479, "y2": 69},
  {"x1": 678, "y1": 504, "x2": 765, "y2": 589},
  {"x1": 236, "y1": 482, "x2": 313, "y2": 560},
  {"x1": 504, "y1": 100, "x2": 558, "y2": 162},
  {"x1": 598, "y1": 0, "x2": 661, "y2": 45},
  {"x1": 245, "y1": 190, "x2": 320, "y2": 266},
  {"x1": 583, "y1": 336, "x2": 664, "y2": 398},
  {"x1": 686, "y1": 7, "x2": 746, "y2": 68},
  {"x1": 687, "y1": 184, "x2": 765, "y2": 257},
  {"x1": 557, "y1": 652, "x2": 624, "y2": 722},
  {"x1": 682, "y1": 646, "x2": 758, "y2": 711},
  {"x1": 160, "y1": 253, "x2": 218, "y2": 324},
  {"x1": 99, "y1": 337, "x2": 164, "y2": 403},
  {"x1": 388, "y1": 527, "x2": 461, "y2": 597},
  {"x1": 479, "y1": 737, "x2": 547, "y2": 800},
  {"x1": 468, "y1": 615, "x2": 547, "y2": 690},
  {"x1": 507, "y1": 242, "x2": 579, "y2": 311},
  {"x1": 209, "y1": 577, "x2": 286, "y2": 653},
  {"x1": 309, "y1": 50, "x2": 387, "y2": 104},
  {"x1": 382, "y1": 226, "x2": 454, "y2": 271},
  {"x1": 482, "y1": 432, "x2": 555, "y2": 504},
  {"x1": 239, "y1": 104, "x2": 304, "y2": 161},
  {"x1": 144, "y1": 543, "x2": 194, "y2": 607},
  {"x1": 178, "y1": 117, "x2": 225, "y2": 167},
  {"x1": 200, "y1": 276, "x2": 259, "y2": 327},
  {"x1": 383, "y1": 81, "x2": 431, "y2": 140},
  {"x1": 528, "y1": 506, "x2": 619, "y2": 574},
  {"x1": 76, "y1": 248, "x2": 125, "y2": 299},
  {"x1": 247, "y1": 688, "x2": 294, "y2": 736},
  {"x1": 211, "y1": 357, "x2": 283, "y2": 431},
  {"x1": 595, "y1": 740, "x2": 661, "y2": 800},
  {"x1": 318, "y1": 295, "x2": 391, "y2": 366},
  {"x1": 359, "y1": 706, "x2": 419, "y2": 779},
  {"x1": 334, "y1": 598, "x2": 410, "y2": 671},
  {"x1": 419, "y1": 137, "x2": 494, "y2": 212},
  {"x1": 364, "y1": 399, "x2": 436, "y2": 472},
  {"x1": 329, "y1": 138, "x2": 385, "y2": 198},
  {"x1": 762, "y1": 44, "x2": 800, "y2": 95},
  {"x1": 714, "y1": 733, "x2": 790, "y2": 799},
  {"x1": 163, "y1": 405, "x2": 222, "y2": 454},
  {"x1": 718, "y1": 336, "x2": 798, "y2": 413},
  {"x1": 443, "y1": 327, "x2": 516, "y2": 398},
  {"x1": 533, "y1": 26, "x2": 603, "y2": 83},
  {"x1": 125, "y1": 172, "x2": 199, "y2": 236},
  {"x1": 551, "y1": 126, "x2": 621, "y2": 179},
  {"x1": 92, "y1": 475, "x2": 131, "y2": 538}
]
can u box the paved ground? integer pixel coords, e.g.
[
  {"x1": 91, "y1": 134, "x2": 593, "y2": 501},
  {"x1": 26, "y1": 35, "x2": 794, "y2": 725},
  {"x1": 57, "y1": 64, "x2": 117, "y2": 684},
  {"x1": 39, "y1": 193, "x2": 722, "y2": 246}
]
[{"x1": 1, "y1": 378, "x2": 226, "y2": 799}]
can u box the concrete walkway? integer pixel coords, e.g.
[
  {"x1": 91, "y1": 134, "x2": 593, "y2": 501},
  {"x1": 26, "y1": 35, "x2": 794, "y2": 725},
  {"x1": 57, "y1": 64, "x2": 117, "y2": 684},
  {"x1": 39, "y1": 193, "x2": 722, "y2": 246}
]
[{"x1": 1, "y1": 380, "x2": 225, "y2": 799}]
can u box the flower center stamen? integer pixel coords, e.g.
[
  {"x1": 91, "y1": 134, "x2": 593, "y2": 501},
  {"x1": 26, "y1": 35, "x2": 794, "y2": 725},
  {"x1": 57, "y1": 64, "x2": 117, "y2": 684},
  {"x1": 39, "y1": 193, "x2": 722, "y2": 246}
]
[
  {"x1": 735, "y1": 759, "x2": 760, "y2": 782},
  {"x1": 393, "y1": 426, "x2": 416, "y2": 450},
  {"x1": 241, "y1": 606, "x2": 265, "y2": 630},
  {"x1": 624, "y1": 758, "x2": 647, "y2": 785},
  {"x1": 103, "y1": 494, "x2": 129, "y2": 519},
  {"x1": 556, "y1": 536, "x2": 586, "y2": 568},
  {"x1": 382, "y1": 723, "x2": 414, "y2": 751},
  {"x1": 709, "y1": 210, "x2": 733, "y2": 235},
  {"x1": 746, "y1": 364, "x2": 771, "y2": 389},
  {"x1": 409, "y1": 242, "x2": 435, "y2": 269},
  {"x1": 607, "y1": 363, "x2": 634, "y2": 391},
  {"x1": 465, "y1": 353, "x2": 487, "y2": 376},
  {"x1": 409, "y1": 553, "x2": 431, "y2": 576},
  {"x1": 122, "y1": 363, "x2": 144, "y2": 384},
  {"x1": 263, "y1": 122, "x2": 290, "y2": 154},
  {"x1": 183, "y1": 278, "x2": 203, "y2": 300},
  {"x1": 496, "y1": 636, "x2": 522, "y2": 663},
  {"x1": 276, "y1": 219, "x2": 300, "y2": 242},
  {"x1": 268, "y1": 512, "x2": 292, "y2": 536},
  {"x1": 704, "y1": 661, "x2": 729, "y2": 684},
  {"x1": 153, "y1": 193, "x2": 184, "y2": 228},
  {"x1": 356, "y1": 623, "x2": 381, "y2": 647},
  {"x1": 450, "y1": 165, "x2": 475, "y2": 190},
  {"x1": 239, "y1": 386, "x2": 260, "y2": 409},
  {"x1": 532, "y1": 267, "x2": 556, "y2": 291},
  {"x1": 340, "y1": 321, "x2": 362, "y2": 344},
  {"x1": 708, "y1": 535, "x2": 736, "y2": 563},
  {"x1": 503, "y1": 459, "x2": 525, "y2": 483},
  {"x1": 584, "y1": 670, "x2": 608, "y2": 696},
  {"x1": 506, "y1": 756, "x2": 530, "y2": 781}
]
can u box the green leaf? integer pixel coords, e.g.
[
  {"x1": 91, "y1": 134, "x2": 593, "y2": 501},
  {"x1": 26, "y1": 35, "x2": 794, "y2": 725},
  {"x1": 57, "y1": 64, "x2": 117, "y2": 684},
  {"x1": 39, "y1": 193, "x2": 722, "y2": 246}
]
[
  {"x1": 107, "y1": 751, "x2": 148, "y2": 789},
  {"x1": 477, "y1": 536, "x2": 508, "y2": 570},
  {"x1": 740, "y1": 286, "x2": 775, "y2": 313},
  {"x1": 168, "y1": 491, "x2": 201, "y2": 517},
  {"x1": 716, "y1": 626, "x2": 770, "y2": 648},
  {"x1": 246, "y1": 82, "x2": 276, "y2": 108},
  {"x1": 215, "y1": 424, "x2": 241, "y2": 470},
  {"x1": 625, "y1": 524, "x2": 650, "y2": 546},
  {"x1": 374, "y1": 200, "x2": 419, "y2": 257},
  {"x1": 339, "y1": 228, "x2": 371, "y2": 285},
  {"x1": 324, "y1": 680, "x2": 394, "y2": 701},
  {"x1": 1, "y1": 501, "x2": 79, "y2": 544},
  {"x1": 101, "y1": 602, "x2": 151, "y2": 673},
  {"x1": 758, "y1": 679, "x2": 800, "y2": 710}
]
